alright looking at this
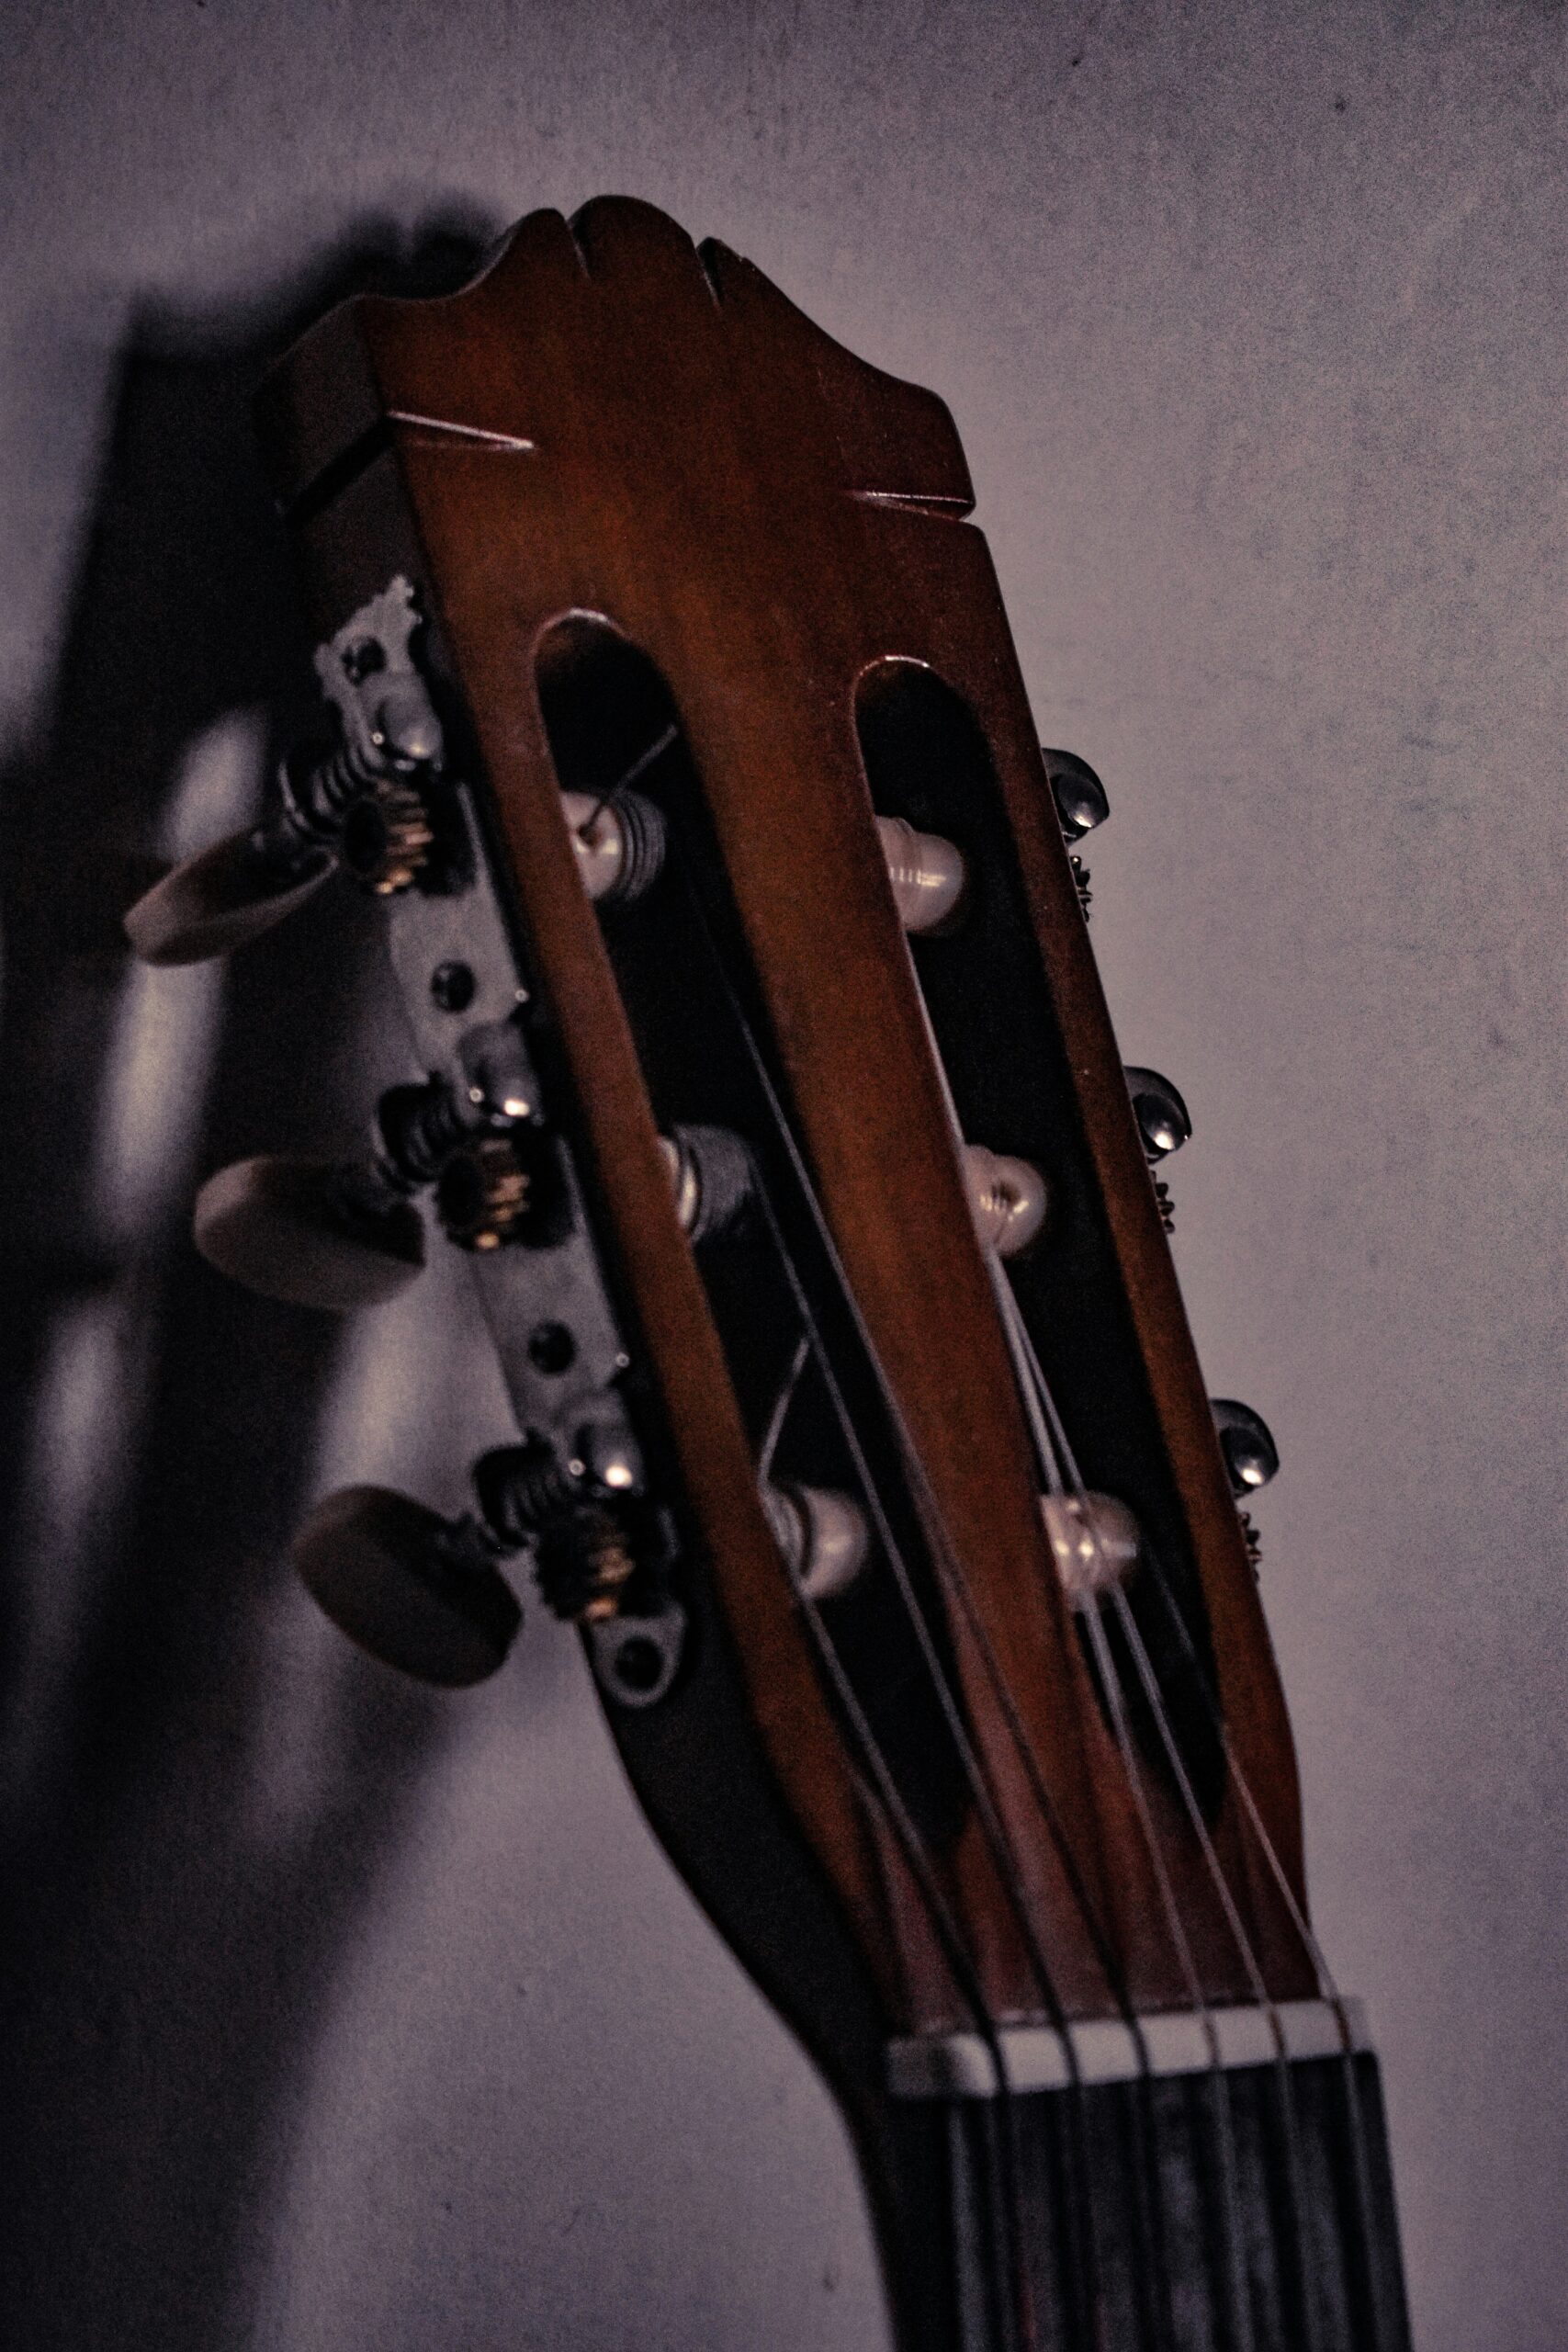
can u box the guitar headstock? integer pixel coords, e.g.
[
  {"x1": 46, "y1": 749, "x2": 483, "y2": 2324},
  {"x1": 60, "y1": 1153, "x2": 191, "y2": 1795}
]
[{"x1": 129, "y1": 197, "x2": 1344, "y2": 2253}]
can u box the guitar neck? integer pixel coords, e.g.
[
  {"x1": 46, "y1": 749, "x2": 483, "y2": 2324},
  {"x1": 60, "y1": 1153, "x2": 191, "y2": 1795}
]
[{"x1": 867, "y1": 2022, "x2": 1410, "y2": 2352}]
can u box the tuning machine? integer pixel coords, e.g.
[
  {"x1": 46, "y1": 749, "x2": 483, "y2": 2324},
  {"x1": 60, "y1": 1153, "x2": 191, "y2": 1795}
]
[
  {"x1": 124, "y1": 578, "x2": 445, "y2": 966},
  {"x1": 1212, "y1": 1398, "x2": 1280, "y2": 1498},
  {"x1": 1041, "y1": 746, "x2": 1107, "y2": 919},
  {"x1": 1123, "y1": 1067, "x2": 1190, "y2": 1234},
  {"x1": 293, "y1": 1423, "x2": 682, "y2": 1702},
  {"x1": 192, "y1": 1048, "x2": 538, "y2": 1309}
]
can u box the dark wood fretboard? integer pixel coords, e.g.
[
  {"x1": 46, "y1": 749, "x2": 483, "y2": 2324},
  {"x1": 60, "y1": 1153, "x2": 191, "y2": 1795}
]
[{"x1": 931, "y1": 2048, "x2": 1411, "y2": 2352}]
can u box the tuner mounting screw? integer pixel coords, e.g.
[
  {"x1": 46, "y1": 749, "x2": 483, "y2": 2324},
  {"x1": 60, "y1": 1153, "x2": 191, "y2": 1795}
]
[
  {"x1": 340, "y1": 776, "x2": 434, "y2": 896},
  {"x1": 435, "y1": 1135, "x2": 530, "y2": 1251},
  {"x1": 430, "y1": 959, "x2": 476, "y2": 1013}
]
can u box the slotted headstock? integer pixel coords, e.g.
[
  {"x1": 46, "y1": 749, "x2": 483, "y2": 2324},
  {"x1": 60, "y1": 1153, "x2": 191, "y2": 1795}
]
[{"x1": 130, "y1": 198, "x2": 1410, "y2": 2352}]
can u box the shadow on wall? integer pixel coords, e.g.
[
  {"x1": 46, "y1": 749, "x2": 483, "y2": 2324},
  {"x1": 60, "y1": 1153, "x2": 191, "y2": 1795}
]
[{"x1": 0, "y1": 209, "x2": 500, "y2": 2351}]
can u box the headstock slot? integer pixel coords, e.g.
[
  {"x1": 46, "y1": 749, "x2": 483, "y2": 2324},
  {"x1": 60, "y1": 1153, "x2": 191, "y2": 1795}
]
[{"x1": 854, "y1": 658, "x2": 1227, "y2": 1825}]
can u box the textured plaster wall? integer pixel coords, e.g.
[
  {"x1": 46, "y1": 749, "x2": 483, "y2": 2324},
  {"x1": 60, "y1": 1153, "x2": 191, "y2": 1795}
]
[{"x1": 0, "y1": 4, "x2": 1562, "y2": 2348}]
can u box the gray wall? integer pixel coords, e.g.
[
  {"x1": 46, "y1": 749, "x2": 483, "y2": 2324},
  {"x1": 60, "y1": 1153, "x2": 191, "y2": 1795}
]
[{"x1": 1, "y1": 4, "x2": 1562, "y2": 2346}]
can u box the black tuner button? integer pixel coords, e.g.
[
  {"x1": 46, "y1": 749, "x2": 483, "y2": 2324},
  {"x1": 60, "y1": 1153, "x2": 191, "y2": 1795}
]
[
  {"x1": 292, "y1": 1485, "x2": 521, "y2": 1687},
  {"x1": 193, "y1": 1154, "x2": 425, "y2": 1310},
  {"x1": 1212, "y1": 1399, "x2": 1280, "y2": 1498},
  {"x1": 1124, "y1": 1067, "x2": 1191, "y2": 1161},
  {"x1": 1041, "y1": 748, "x2": 1110, "y2": 842}
]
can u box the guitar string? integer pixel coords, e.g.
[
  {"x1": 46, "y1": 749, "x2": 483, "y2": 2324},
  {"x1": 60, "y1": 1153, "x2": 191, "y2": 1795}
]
[
  {"x1": 661, "y1": 802, "x2": 1195, "y2": 2346},
  {"x1": 747, "y1": 1175, "x2": 1091, "y2": 2351},
  {"x1": 649, "y1": 836, "x2": 1063, "y2": 2346},
  {"x1": 746, "y1": 1204, "x2": 1038, "y2": 2352},
  {"x1": 967, "y1": 1010, "x2": 1387, "y2": 2340},
  {"x1": 984, "y1": 1260, "x2": 1259, "y2": 2352},
  {"x1": 916, "y1": 935, "x2": 1348, "y2": 2347},
  {"x1": 571, "y1": 721, "x2": 679, "y2": 843},
  {"x1": 660, "y1": 836, "x2": 1116, "y2": 2020},
  {"x1": 1133, "y1": 1526, "x2": 1393, "y2": 2345},
  {"x1": 995, "y1": 1268, "x2": 1329, "y2": 2352},
  {"x1": 908, "y1": 986, "x2": 1258, "y2": 2348},
  {"x1": 592, "y1": 741, "x2": 1350, "y2": 2342},
  {"x1": 589, "y1": 746, "x2": 1100, "y2": 2341},
  {"x1": 905, "y1": 944, "x2": 1382, "y2": 2345}
]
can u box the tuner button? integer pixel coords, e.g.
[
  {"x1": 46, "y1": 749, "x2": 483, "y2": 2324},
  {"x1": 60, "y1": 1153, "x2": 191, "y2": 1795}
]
[
  {"x1": 193, "y1": 1154, "x2": 424, "y2": 1309},
  {"x1": 762, "y1": 1483, "x2": 870, "y2": 1604},
  {"x1": 875, "y1": 816, "x2": 967, "y2": 934},
  {"x1": 123, "y1": 831, "x2": 333, "y2": 966},
  {"x1": 1211, "y1": 1399, "x2": 1280, "y2": 1497},
  {"x1": 964, "y1": 1144, "x2": 1048, "y2": 1258},
  {"x1": 292, "y1": 1485, "x2": 521, "y2": 1686},
  {"x1": 1124, "y1": 1067, "x2": 1191, "y2": 1161},
  {"x1": 434, "y1": 1135, "x2": 530, "y2": 1251},
  {"x1": 1041, "y1": 748, "x2": 1110, "y2": 841}
]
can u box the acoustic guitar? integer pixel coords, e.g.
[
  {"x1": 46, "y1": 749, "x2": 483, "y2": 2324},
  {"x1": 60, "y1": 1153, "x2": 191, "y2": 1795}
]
[{"x1": 126, "y1": 195, "x2": 1412, "y2": 2352}]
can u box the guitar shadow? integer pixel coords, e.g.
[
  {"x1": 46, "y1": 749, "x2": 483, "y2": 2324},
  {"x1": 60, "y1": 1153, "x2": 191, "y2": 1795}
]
[{"x1": 0, "y1": 206, "x2": 508, "y2": 2349}]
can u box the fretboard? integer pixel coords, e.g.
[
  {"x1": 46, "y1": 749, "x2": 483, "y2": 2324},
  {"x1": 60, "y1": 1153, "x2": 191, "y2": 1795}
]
[{"x1": 880, "y1": 2005, "x2": 1412, "y2": 2352}]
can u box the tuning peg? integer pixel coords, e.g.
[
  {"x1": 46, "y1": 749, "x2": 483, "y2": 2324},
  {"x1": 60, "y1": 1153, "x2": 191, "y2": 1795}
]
[
  {"x1": 1212, "y1": 1399, "x2": 1280, "y2": 1497},
  {"x1": 292, "y1": 1484, "x2": 522, "y2": 1686},
  {"x1": 1124, "y1": 1068, "x2": 1191, "y2": 1161},
  {"x1": 123, "y1": 830, "x2": 334, "y2": 966},
  {"x1": 1041, "y1": 748, "x2": 1109, "y2": 841},
  {"x1": 193, "y1": 1154, "x2": 425, "y2": 1309}
]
